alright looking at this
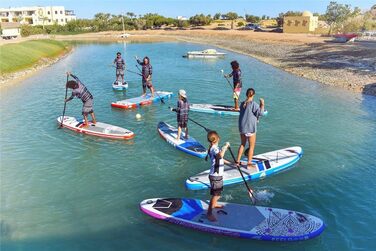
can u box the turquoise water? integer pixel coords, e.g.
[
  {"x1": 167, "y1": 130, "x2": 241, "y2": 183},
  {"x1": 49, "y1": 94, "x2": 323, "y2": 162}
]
[{"x1": 1, "y1": 42, "x2": 375, "y2": 250}]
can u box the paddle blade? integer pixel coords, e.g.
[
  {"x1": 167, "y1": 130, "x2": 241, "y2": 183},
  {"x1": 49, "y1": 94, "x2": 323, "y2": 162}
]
[{"x1": 248, "y1": 191, "x2": 256, "y2": 205}]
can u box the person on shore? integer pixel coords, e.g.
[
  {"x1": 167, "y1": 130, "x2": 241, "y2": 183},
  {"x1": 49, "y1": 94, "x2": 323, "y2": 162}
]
[
  {"x1": 170, "y1": 90, "x2": 189, "y2": 141},
  {"x1": 135, "y1": 56, "x2": 154, "y2": 97},
  {"x1": 65, "y1": 72, "x2": 96, "y2": 127},
  {"x1": 224, "y1": 60, "x2": 242, "y2": 110},
  {"x1": 206, "y1": 131, "x2": 230, "y2": 222},
  {"x1": 236, "y1": 88, "x2": 265, "y2": 170},
  {"x1": 113, "y1": 52, "x2": 126, "y2": 84}
]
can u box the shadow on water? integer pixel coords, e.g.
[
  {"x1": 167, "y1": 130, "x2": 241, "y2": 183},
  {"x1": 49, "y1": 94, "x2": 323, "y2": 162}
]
[{"x1": 362, "y1": 83, "x2": 376, "y2": 96}]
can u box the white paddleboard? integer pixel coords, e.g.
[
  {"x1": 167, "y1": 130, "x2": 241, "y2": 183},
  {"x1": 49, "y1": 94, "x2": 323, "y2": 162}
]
[
  {"x1": 57, "y1": 116, "x2": 134, "y2": 140},
  {"x1": 190, "y1": 104, "x2": 268, "y2": 116},
  {"x1": 112, "y1": 81, "x2": 128, "y2": 91},
  {"x1": 186, "y1": 146, "x2": 302, "y2": 190}
]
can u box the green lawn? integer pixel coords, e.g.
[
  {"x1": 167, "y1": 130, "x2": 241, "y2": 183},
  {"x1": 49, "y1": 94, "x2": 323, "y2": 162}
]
[{"x1": 0, "y1": 40, "x2": 71, "y2": 74}]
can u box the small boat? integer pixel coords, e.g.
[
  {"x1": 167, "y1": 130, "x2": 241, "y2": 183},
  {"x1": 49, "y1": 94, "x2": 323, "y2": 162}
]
[{"x1": 183, "y1": 49, "x2": 226, "y2": 58}]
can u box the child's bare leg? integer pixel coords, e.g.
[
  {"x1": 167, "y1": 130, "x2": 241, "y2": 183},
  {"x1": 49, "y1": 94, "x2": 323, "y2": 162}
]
[
  {"x1": 234, "y1": 98, "x2": 239, "y2": 110},
  {"x1": 184, "y1": 127, "x2": 188, "y2": 139},
  {"x1": 83, "y1": 115, "x2": 89, "y2": 127},
  {"x1": 207, "y1": 195, "x2": 220, "y2": 221},
  {"x1": 247, "y1": 134, "x2": 257, "y2": 169},
  {"x1": 90, "y1": 112, "x2": 97, "y2": 124},
  {"x1": 236, "y1": 134, "x2": 247, "y2": 164},
  {"x1": 177, "y1": 126, "x2": 182, "y2": 140},
  {"x1": 151, "y1": 86, "x2": 155, "y2": 97}
]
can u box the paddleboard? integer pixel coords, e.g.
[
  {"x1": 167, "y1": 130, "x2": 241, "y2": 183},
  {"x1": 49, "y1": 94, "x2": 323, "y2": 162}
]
[
  {"x1": 112, "y1": 81, "x2": 128, "y2": 91},
  {"x1": 190, "y1": 104, "x2": 268, "y2": 116},
  {"x1": 157, "y1": 122, "x2": 207, "y2": 158},
  {"x1": 186, "y1": 146, "x2": 302, "y2": 190},
  {"x1": 57, "y1": 116, "x2": 134, "y2": 140},
  {"x1": 140, "y1": 198, "x2": 325, "y2": 241},
  {"x1": 111, "y1": 91, "x2": 173, "y2": 109}
]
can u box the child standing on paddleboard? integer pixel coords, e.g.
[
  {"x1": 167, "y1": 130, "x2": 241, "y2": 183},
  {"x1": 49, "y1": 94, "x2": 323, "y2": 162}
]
[
  {"x1": 236, "y1": 88, "x2": 265, "y2": 170},
  {"x1": 171, "y1": 90, "x2": 189, "y2": 141},
  {"x1": 135, "y1": 56, "x2": 154, "y2": 97},
  {"x1": 225, "y1": 60, "x2": 242, "y2": 110},
  {"x1": 206, "y1": 131, "x2": 230, "y2": 222},
  {"x1": 65, "y1": 72, "x2": 96, "y2": 127},
  {"x1": 113, "y1": 52, "x2": 126, "y2": 84}
]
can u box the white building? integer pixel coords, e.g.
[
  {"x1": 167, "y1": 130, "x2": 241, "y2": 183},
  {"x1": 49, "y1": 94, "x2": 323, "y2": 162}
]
[
  {"x1": 0, "y1": 6, "x2": 76, "y2": 26},
  {"x1": 177, "y1": 16, "x2": 188, "y2": 21}
]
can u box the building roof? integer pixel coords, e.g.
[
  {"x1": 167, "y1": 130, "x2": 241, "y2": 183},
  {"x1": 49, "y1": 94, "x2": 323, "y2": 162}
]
[{"x1": 0, "y1": 22, "x2": 21, "y2": 28}]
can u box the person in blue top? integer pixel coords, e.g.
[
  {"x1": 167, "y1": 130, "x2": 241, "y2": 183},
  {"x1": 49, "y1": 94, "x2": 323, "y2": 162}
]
[
  {"x1": 113, "y1": 52, "x2": 126, "y2": 84},
  {"x1": 135, "y1": 55, "x2": 154, "y2": 97},
  {"x1": 65, "y1": 72, "x2": 96, "y2": 127},
  {"x1": 236, "y1": 88, "x2": 265, "y2": 169}
]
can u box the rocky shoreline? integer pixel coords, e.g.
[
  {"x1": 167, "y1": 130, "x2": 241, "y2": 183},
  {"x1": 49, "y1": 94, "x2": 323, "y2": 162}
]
[{"x1": 2, "y1": 31, "x2": 375, "y2": 96}]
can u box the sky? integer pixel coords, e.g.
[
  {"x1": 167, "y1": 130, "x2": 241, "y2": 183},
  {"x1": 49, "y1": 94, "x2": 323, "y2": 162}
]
[{"x1": 1, "y1": 0, "x2": 374, "y2": 18}]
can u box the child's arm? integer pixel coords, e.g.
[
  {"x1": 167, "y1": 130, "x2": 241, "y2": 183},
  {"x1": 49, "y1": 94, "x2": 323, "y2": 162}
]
[{"x1": 217, "y1": 142, "x2": 230, "y2": 159}]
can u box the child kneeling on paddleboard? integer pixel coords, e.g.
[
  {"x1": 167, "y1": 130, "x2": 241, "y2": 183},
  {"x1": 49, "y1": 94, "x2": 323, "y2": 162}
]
[
  {"x1": 225, "y1": 60, "x2": 242, "y2": 110},
  {"x1": 206, "y1": 131, "x2": 230, "y2": 222},
  {"x1": 65, "y1": 72, "x2": 96, "y2": 127},
  {"x1": 236, "y1": 88, "x2": 265, "y2": 170},
  {"x1": 135, "y1": 56, "x2": 154, "y2": 97},
  {"x1": 171, "y1": 90, "x2": 189, "y2": 141}
]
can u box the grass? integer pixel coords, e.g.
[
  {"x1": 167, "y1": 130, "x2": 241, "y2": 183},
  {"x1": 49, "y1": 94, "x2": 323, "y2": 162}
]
[{"x1": 0, "y1": 40, "x2": 71, "y2": 74}]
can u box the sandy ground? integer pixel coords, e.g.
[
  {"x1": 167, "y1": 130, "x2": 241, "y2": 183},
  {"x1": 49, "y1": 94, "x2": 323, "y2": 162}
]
[{"x1": 1, "y1": 30, "x2": 375, "y2": 95}]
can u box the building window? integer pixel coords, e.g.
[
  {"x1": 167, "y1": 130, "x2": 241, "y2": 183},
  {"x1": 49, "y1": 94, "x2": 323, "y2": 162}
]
[
  {"x1": 295, "y1": 20, "x2": 300, "y2": 26},
  {"x1": 65, "y1": 18, "x2": 68, "y2": 22},
  {"x1": 48, "y1": 19, "x2": 51, "y2": 22},
  {"x1": 55, "y1": 11, "x2": 57, "y2": 14},
  {"x1": 55, "y1": 19, "x2": 58, "y2": 22},
  {"x1": 48, "y1": 11, "x2": 50, "y2": 15},
  {"x1": 302, "y1": 20, "x2": 308, "y2": 26},
  {"x1": 287, "y1": 20, "x2": 292, "y2": 26},
  {"x1": 60, "y1": 11, "x2": 63, "y2": 14},
  {"x1": 61, "y1": 19, "x2": 64, "y2": 22}
]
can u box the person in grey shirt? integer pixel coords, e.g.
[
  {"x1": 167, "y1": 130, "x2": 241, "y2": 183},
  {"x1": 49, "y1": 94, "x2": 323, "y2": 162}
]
[
  {"x1": 65, "y1": 72, "x2": 96, "y2": 128},
  {"x1": 236, "y1": 88, "x2": 265, "y2": 169}
]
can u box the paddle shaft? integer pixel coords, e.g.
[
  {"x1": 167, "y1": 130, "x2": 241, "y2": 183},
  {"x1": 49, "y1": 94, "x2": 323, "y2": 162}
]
[
  {"x1": 59, "y1": 75, "x2": 69, "y2": 128},
  {"x1": 127, "y1": 69, "x2": 142, "y2": 76},
  {"x1": 169, "y1": 107, "x2": 211, "y2": 132},
  {"x1": 228, "y1": 146, "x2": 256, "y2": 204},
  {"x1": 135, "y1": 64, "x2": 165, "y2": 104},
  {"x1": 222, "y1": 72, "x2": 239, "y2": 100}
]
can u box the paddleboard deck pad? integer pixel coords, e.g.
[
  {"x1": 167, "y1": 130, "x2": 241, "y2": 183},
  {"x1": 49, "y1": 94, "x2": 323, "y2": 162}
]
[
  {"x1": 112, "y1": 81, "x2": 128, "y2": 91},
  {"x1": 157, "y1": 122, "x2": 206, "y2": 158},
  {"x1": 111, "y1": 91, "x2": 173, "y2": 109},
  {"x1": 57, "y1": 116, "x2": 134, "y2": 140},
  {"x1": 186, "y1": 146, "x2": 302, "y2": 190},
  {"x1": 140, "y1": 198, "x2": 325, "y2": 241},
  {"x1": 190, "y1": 104, "x2": 268, "y2": 116}
]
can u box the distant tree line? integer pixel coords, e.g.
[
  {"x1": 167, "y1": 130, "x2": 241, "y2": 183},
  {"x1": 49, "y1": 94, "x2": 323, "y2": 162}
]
[{"x1": 20, "y1": 2, "x2": 376, "y2": 37}]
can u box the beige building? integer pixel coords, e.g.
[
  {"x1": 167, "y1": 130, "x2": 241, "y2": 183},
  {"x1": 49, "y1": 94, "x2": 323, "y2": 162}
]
[
  {"x1": 0, "y1": 6, "x2": 76, "y2": 26},
  {"x1": 283, "y1": 11, "x2": 318, "y2": 33},
  {"x1": 0, "y1": 22, "x2": 21, "y2": 38}
]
